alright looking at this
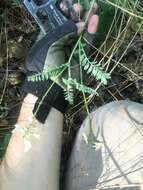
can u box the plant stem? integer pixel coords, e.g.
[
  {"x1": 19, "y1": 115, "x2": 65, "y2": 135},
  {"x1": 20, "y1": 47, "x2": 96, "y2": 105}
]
[
  {"x1": 67, "y1": 0, "x2": 97, "y2": 65},
  {"x1": 33, "y1": 67, "x2": 67, "y2": 118}
]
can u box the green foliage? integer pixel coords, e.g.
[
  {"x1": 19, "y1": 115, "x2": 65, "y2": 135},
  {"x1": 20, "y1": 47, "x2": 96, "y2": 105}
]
[
  {"x1": 79, "y1": 0, "x2": 94, "y2": 11},
  {"x1": 27, "y1": 39, "x2": 111, "y2": 104},
  {"x1": 93, "y1": 0, "x2": 122, "y2": 47},
  {"x1": 111, "y1": 0, "x2": 142, "y2": 14},
  {"x1": 63, "y1": 78, "x2": 97, "y2": 94},
  {"x1": 63, "y1": 77, "x2": 98, "y2": 104},
  {"x1": 63, "y1": 84, "x2": 74, "y2": 105},
  {"x1": 79, "y1": 42, "x2": 111, "y2": 85},
  {"x1": 27, "y1": 63, "x2": 69, "y2": 82}
]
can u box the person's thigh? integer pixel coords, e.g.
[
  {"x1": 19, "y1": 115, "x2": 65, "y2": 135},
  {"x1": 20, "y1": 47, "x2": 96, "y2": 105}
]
[{"x1": 65, "y1": 100, "x2": 143, "y2": 190}]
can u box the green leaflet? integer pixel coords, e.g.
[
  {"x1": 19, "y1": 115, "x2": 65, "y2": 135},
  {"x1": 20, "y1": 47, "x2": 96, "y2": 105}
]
[
  {"x1": 64, "y1": 86, "x2": 74, "y2": 105},
  {"x1": 79, "y1": 42, "x2": 111, "y2": 85},
  {"x1": 63, "y1": 78, "x2": 74, "y2": 104},
  {"x1": 62, "y1": 78, "x2": 98, "y2": 104},
  {"x1": 27, "y1": 63, "x2": 69, "y2": 82}
]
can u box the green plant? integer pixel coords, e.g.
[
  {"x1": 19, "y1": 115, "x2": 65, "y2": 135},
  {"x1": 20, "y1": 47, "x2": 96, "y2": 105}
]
[
  {"x1": 28, "y1": 41, "x2": 110, "y2": 104},
  {"x1": 79, "y1": 41, "x2": 111, "y2": 85},
  {"x1": 27, "y1": 63, "x2": 69, "y2": 82}
]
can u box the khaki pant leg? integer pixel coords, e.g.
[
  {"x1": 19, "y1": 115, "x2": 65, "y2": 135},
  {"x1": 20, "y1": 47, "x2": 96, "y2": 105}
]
[{"x1": 65, "y1": 100, "x2": 143, "y2": 190}]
